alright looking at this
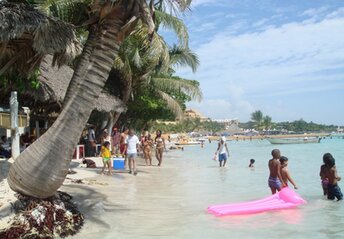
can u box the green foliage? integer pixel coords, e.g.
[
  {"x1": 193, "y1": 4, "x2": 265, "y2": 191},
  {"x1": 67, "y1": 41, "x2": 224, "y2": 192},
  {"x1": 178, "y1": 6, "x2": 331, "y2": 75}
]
[
  {"x1": 275, "y1": 119, "x2": 338, "y2": 132},
  {"x1": 241, "y1": 117, "x2": 339, "y2": 132},
  {"x1": 0, "y1": 69, "x2": 41, "y2": 93}
]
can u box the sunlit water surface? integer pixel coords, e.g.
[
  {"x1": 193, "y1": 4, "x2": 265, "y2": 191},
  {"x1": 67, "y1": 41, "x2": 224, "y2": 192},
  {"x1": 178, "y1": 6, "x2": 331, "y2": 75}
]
[{"x1": 69, "y1": 137, "x2": 344, "y2": 239}]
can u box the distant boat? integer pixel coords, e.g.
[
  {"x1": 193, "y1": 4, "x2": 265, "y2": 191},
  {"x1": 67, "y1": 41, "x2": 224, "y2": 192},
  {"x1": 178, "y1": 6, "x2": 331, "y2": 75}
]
[
  {"x1": 330, "y1": 133, "x2": 344, "y2": 138},
  {"x1": 266, "y1": 137, "x2": 321, "y2": 144},
  {"x1": 197, "y1": 138, "x2": 208, "y2": 142},
  {"x1": 175, "y1": 139, "x2": 201, "y2": 146}
]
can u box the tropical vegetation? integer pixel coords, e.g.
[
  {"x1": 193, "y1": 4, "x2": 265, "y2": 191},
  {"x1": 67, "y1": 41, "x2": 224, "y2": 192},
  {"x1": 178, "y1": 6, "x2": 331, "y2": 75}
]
[
  {"x1": 242, "y1": 111, "x2": 339, "y2": 133},
  {"x1": 0, "y1": 0, "x2": 197, "y2": 199}
]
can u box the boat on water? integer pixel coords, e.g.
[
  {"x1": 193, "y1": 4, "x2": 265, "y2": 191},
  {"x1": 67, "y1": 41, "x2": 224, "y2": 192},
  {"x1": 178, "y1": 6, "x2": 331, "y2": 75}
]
[
  {"x1": 330, "y1": 133, "x2": 344, "y2": 138},
  {"x1": 175, "y1": 139, "x2": 201, "y2": 146},
  {"x1": 266, "y1": 137, "x2": 321, "y2": 144}
]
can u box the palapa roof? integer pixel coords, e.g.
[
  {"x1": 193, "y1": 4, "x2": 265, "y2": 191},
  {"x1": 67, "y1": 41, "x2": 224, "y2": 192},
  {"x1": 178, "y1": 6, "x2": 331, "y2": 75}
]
[
  {"x1": 31, "y1": 55, "x2": 126, "y2": 113},
  {"x1": 0, "y1": 2, "x2": 125, "y2": 114},
  {"x1": 0, "y1": 1, "x2": 81, "y2": 76}
]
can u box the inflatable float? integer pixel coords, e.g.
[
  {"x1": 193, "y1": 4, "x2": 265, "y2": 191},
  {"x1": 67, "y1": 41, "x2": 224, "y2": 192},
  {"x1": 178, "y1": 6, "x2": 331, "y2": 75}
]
[{"x1": 208, "y1": 187, "x2": 306, "y2": 216}]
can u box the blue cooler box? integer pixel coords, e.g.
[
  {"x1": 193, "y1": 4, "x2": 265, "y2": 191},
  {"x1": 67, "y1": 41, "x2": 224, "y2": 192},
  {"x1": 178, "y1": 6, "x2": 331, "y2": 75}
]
[{"x1": 113, "y1": 157, "x2": 125, "y2": 169}]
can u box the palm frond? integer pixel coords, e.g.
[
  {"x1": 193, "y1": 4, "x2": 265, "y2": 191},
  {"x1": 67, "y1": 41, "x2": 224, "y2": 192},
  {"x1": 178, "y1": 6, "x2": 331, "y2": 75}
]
[
  {"x1": 154, "y1": 10, "x2": 188, "y2": 47},
  {"x1": 169, "y1": 45, "x2": 199, "y2": 72},
  {"x1": 156, "y1": 89, "x2": 184, "y2": 119},
  {"x1": 33, "y1": 0, "x2": 89, "y2": 25},
  {"x1": 152, "y1": 76, "x2": 202, "y2": 101},
  {"x1": 155, "y1": 0, "x2": 192, "y2": 14}
]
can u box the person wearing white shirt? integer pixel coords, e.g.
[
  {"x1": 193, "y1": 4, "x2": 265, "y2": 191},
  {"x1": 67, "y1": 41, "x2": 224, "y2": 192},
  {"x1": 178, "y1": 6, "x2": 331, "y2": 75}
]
[{"x1": 125, "y1": 129, "x2": 140, "y2": 175}]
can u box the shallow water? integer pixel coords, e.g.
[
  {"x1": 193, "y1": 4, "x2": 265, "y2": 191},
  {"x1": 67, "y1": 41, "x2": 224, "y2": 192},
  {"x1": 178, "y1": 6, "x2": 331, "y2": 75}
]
[{"x1": 69, "y1": 137, "x2": 344, "y2": 239}]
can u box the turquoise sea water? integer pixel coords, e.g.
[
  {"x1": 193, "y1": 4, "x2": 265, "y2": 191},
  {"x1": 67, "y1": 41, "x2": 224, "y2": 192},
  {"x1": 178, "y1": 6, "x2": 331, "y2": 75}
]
[
  {"x1": 162, "y1": 137, "x2": 344, "y2": 239},
  {"x1": 72, "y1": 137, "x2": 344, "y2": 239}
]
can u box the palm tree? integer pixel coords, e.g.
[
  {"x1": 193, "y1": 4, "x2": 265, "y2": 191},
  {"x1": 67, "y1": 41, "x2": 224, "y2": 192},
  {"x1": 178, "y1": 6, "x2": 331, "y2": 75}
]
[
  {"x1": 7, "y1": 0, "x2": 192, "y2": 198},
  {"x1": 111, "y1": 15, "x2": 200, "y2": 121},
  {"x1": 251, "y1": 110, "x2": 263, "y2": 130},
  {"x1": 263, "y1": 115, "x2": 272, "y2": 130}
]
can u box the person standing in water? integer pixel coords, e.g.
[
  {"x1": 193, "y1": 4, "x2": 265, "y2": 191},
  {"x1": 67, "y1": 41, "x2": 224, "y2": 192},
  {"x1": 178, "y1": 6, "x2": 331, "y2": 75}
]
[
  {"x1": 249, "y1": 159, "x2": 255, "y2": 167},
  {"x1": 268, "y1": 149, "x2": 286, "y2": 194},
  {"x1": 155, "y1": 130, "x2": 166, "y2": 166},
  {"x1": 143, "y1": 134, "x2": 154, "y2": 166},
  {"x1": 324, "y1": 153, "x2": 343, "y2": 201},
  {"x1": 279, "y1": 156, "x2": 298, "y2": 189},
  {"x1": 214, "y1": 136, "x2": 229, "y2": 167},
  {"x1": 320, "y1": 153, "x2": 331, "y2": 196},
  {"x1": 125, "y1": 129, "x2": 140, "y2": 175}
]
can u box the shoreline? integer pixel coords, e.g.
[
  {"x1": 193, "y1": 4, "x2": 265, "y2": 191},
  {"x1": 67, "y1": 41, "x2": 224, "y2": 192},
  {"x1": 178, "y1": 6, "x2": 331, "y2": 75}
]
[
  {"x1": 0, "y1": 153, "x2": 179, "y2": 238},
  {"x1": 208, "y1": 133, "x2": 330, "y2": 141}
]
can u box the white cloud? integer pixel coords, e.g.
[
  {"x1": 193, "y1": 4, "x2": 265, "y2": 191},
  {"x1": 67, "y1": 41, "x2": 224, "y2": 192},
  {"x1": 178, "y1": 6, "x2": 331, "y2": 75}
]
[
  {"x1": 301, "y1": 6, "x2": 329, "y2": 17},
  {"x1": 191, "y1": 0, "x2": 226, "y2": 7},
  {"x1": 180, "y1": 10, "x2": 344, "y2": 123}
]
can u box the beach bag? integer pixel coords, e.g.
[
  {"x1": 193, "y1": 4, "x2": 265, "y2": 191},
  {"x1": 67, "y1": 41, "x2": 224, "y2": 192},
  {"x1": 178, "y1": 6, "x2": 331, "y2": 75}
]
[{"x1": 212, "y1": 154, "x2": 218, "y2": 161}]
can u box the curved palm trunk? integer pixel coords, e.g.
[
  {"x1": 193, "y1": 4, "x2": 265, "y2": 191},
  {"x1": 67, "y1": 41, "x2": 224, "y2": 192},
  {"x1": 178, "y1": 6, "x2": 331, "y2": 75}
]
[{"x1": 8, "y1": 7, "x2": 134, "y2": 198}]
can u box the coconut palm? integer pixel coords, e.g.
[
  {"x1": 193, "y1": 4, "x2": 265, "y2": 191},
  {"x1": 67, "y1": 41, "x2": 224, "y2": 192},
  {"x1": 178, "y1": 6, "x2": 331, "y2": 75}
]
[
  {"x1": 7, "y1": 0, "x2": 192, "y2": 198},
  {"x1": 263, "y1": 115, "x2": 273, "y2": 130},
  {"x1": 108, "y1": 11, "x2": 199, "y2": 126},
  {"x1": 251, "y1": 110, "x2": 264, "y2": 130}
]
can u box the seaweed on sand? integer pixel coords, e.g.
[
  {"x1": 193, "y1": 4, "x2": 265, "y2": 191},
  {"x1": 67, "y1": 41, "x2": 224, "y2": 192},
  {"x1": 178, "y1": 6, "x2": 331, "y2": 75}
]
[{"x1": 0, "y1": 191, "x2": 84, "y2": 238}]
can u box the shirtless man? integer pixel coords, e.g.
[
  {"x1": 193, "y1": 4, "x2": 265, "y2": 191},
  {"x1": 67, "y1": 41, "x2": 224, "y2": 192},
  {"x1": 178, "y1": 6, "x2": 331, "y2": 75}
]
[
  {"x1": 268, "y1": 149, "x2": 286, "y2": 194},
  {"x1": 119, "y1": 127, "x2": 129, "y2": 167}
]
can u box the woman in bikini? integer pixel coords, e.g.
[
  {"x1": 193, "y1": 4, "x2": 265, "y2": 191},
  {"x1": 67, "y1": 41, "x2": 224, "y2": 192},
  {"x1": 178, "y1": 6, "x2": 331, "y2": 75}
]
[
  {"x1": 143, "y1": 134, "x2": 154, "y2": 166},
  {"x1": 155, "y1": 130, "x2": 166, "y2": 166}
]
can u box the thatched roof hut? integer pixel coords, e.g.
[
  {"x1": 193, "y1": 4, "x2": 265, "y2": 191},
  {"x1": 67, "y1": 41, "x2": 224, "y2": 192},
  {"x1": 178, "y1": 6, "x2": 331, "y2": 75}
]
[
  {"x1": 30, "y1": 55, "x2": 126, "y2": 114},
  {"x1": 0, "y1": 1, "x2": 80, "y2": 76}
]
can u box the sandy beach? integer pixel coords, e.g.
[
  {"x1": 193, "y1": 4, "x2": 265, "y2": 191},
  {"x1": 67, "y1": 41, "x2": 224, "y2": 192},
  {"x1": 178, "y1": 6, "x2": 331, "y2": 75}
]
[{"x1": 0, "y1": 152, "x2": 190, "y2": 239}]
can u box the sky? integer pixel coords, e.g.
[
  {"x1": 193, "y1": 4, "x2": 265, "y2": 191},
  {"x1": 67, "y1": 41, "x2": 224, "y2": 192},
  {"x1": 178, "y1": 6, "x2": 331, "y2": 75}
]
[{"x1": 162, "y1": 0, "x2": 344, "y2": 125}]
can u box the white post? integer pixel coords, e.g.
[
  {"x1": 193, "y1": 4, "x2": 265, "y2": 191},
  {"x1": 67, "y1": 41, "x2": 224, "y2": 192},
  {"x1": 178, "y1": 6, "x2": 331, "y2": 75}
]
[{"x1": 10, "y1": 91, "x2": 20, "y2": 159}]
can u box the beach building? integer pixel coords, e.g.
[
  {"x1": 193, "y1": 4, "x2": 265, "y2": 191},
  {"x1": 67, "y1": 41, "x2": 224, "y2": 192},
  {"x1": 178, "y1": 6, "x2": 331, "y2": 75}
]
[
  {"x1": 212, "y1": 119, "x2": 242, "y2": 134},
  {"x1": 0, "y1": 107, "x2": 29, "y2": 138},
  {"x1": 184, "y1": 109, "x2": 210, "y2": 122}
]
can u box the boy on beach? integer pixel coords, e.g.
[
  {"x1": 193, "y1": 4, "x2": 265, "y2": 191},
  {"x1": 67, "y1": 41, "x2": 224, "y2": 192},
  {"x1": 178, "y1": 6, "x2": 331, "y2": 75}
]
[
  {"x1": 279, "y1": 156, "x2": 298, "y2": 189},
  {"x1": 324, "y1": 153, "x2": 343, "y2": 201},
  {"x1": 268, "y1": 149, "x2": 286, "y2": 194},
  {"x1": 125, "y1": 129, "x2": 140, "y2": 176}
]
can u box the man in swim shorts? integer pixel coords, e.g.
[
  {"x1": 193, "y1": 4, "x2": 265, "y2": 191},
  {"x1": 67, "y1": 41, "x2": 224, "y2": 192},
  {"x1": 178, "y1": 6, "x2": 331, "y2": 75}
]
[
  {"x1": 215, "y1": 136, "x2": 230, "y2": 167},
  {"x1": 268, "y1": 149, "x2": 286, "y2": 194}
]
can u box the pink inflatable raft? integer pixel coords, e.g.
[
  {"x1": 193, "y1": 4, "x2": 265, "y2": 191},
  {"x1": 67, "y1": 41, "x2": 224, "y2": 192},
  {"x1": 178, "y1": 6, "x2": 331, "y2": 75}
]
[{"x1": 208, "y1": 187, "x2": 306, "y2": 216}]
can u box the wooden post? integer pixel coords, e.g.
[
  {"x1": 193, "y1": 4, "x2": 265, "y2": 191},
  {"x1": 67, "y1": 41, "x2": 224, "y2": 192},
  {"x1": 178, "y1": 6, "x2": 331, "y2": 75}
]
[{"x1": 10, "y1": 91, "x2": 20, "y2": 159}]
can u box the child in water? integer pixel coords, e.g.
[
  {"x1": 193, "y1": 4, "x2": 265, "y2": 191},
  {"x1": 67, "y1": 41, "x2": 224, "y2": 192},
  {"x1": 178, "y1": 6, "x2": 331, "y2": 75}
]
[
  {"x1": 279, "y1": 156, "x2": 298, "y2": 189},
  {"x1": 100, "y1": 141, "x2": 113, "y2": 175},
  {"x1": 268, "y1": 149, "x2": 286, "y2": 194},
  {"x1": 320, "y1": 153, "x2": 331, "y2": 196},
  {"x1": 249, "y1": 159, "x2": 255, "y2": 167},
  {"x1": 324, "y1": 153, "x2": 343, "y2": 201}
]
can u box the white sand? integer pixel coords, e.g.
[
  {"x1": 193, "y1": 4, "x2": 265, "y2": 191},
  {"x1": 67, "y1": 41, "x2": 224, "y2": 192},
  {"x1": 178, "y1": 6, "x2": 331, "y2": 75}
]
[{"x1": 0, "y1": 152, "x2": 185, "y2": 238}]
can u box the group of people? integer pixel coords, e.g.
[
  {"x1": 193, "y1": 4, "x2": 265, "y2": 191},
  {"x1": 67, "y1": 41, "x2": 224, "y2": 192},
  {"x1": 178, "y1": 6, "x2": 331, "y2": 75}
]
[
  {"x1": 268, "y1": 149, "x2": 342, "y2": 201},
  {"x1": 268, "y1": 149, "x2": 298, "y2": 194},
  {"x1": 95, "y1": 127, "x2": 167, "y2": 176}
]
